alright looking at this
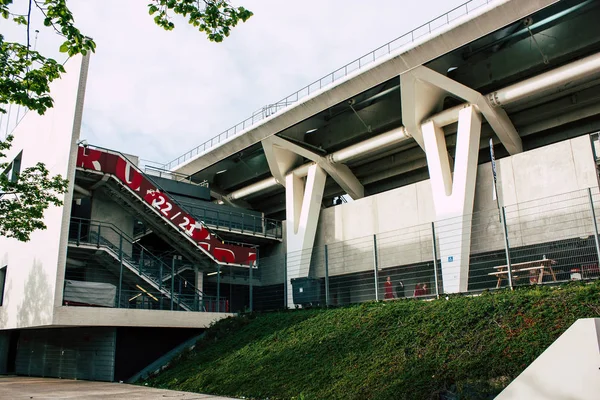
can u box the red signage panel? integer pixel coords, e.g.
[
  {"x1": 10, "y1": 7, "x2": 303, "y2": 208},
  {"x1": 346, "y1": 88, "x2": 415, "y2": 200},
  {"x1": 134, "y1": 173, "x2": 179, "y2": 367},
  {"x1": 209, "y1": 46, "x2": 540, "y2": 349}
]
[{"x1": 76, "y1": 147, "x2": 256, "y2": 266}]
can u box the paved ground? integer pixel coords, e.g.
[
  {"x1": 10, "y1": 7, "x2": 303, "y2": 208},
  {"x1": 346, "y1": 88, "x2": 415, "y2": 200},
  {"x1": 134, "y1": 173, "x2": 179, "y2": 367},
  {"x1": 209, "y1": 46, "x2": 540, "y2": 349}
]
[{"x1": 0, "y1": 377, "x2": 237, "y2": 399}]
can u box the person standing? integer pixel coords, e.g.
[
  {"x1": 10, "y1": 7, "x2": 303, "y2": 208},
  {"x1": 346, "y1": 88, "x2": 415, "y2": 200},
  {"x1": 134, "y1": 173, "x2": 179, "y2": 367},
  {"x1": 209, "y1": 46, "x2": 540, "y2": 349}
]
[
  {"x1": 414, "y1": 283, "x2": 424, "y2": 297},
  {"x1": 395, "y1": 280, "x2": 405, "y2": 298},
  {"x1": 384, "y1": 276, "x2": 394, "y2": 299}
]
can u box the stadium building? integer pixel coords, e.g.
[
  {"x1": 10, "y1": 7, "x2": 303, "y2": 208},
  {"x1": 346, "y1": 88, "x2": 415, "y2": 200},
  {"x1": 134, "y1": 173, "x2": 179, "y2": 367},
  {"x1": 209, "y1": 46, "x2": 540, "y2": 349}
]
[{"x1": 1, "y1": 0, "x2": 600, "y2": 383}]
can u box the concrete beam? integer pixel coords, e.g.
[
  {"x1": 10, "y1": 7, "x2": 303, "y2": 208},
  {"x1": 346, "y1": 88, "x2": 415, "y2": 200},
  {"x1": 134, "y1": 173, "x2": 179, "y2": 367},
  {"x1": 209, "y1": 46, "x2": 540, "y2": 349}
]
[
  {"x1": 262, "y1": 137, "x2": 301, "y2": 186},
  {"x1": 400, "y1": 72, "x2": 446, "y2": 149},
  {"x1": 173, "y1": 0, "x2": 557, "y2": 176},
  {"x1": 410, "y1": 66, "x2": 523, "y2": 155},
  {"x1": 268, "y1": 135, "x2": 364, "y2": 200}
]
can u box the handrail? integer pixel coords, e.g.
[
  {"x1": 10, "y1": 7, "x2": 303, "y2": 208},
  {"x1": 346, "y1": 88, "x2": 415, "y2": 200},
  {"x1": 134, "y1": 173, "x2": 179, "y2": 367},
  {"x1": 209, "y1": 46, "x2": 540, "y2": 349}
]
[
  {"x1": 71, "y1": 217, "x2": 136, "y2": 242},
  {"x1": 81, "y1": 144, "x2": 278, "y2": 244},
  {"x1": 80, "y1": 144, "x2": 231, "y2": 245},
  {"x1": 144, "y1": 164, "x2": 209, "y2": 187},
  {"x1": 163, "y1": 0, "x2": 494, "y2": 171},
  {"x1": 69, "y1": 218, "x2": 212, "y2": 301},
  {"x1": 176, "y1": 199, "x2": 283, "y2": 239}
]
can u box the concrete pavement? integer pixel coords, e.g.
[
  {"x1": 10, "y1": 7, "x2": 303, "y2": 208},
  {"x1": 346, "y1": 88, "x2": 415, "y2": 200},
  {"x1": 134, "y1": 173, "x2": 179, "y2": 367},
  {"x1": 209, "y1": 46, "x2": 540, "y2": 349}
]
[{"x1": 0, "y1": 376, "x2": 237, "y2": 399}]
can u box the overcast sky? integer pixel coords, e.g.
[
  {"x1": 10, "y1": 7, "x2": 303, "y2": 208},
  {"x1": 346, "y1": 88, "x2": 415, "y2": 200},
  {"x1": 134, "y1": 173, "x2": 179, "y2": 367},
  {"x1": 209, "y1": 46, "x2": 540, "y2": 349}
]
[{"x1": 3, "y1": 0, "x2": 468, "y2": 165}]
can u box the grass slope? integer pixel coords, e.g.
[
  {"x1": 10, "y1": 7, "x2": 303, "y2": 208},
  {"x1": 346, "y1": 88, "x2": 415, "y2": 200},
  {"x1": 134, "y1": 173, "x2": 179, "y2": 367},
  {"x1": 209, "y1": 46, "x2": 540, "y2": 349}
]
[{"x1": 145, "y1": 282, "x2": 600, "y2": 400}]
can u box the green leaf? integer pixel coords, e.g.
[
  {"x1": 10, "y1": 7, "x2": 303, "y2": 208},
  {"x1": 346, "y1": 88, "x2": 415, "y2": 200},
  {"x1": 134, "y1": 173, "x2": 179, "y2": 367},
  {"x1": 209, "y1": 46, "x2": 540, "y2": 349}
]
[
  {"x1": 59, "y1": 42, "x2": 69, "y2": 53},
  {"x1": 13, "y1": 16, "x2": 27, "y2": 25}
]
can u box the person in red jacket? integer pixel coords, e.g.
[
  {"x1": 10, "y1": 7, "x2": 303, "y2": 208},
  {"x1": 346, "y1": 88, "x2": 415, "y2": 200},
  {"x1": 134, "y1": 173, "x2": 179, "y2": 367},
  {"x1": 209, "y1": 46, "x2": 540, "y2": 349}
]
[
  {"x1": 384, "y1": 276, "x2": 394, "y2": 299},
  {"x1": 414, "y1": 283, "x2": 424, "y2": 297}
]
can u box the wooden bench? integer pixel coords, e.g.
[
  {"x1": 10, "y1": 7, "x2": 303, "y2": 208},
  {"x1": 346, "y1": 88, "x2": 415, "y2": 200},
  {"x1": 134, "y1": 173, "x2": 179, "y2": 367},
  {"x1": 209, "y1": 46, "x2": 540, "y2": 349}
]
[{"x1": 488, "y1": 259, "x2": 557, "y2": 288}]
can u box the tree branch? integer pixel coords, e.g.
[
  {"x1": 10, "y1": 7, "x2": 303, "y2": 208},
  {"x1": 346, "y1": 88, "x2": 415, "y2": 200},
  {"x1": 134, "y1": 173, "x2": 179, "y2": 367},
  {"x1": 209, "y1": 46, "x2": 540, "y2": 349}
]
[{"x1": 32, "y1": 0, "x2": 65, "y2": 38}]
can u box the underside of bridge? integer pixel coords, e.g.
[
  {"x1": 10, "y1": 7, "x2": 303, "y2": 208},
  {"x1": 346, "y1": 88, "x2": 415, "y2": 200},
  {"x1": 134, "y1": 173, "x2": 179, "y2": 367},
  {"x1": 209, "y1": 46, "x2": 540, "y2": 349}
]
[
  {"x1": 181, "y1": 0, "x2": 600, "y2": 217},
  {"x1": 168, "y1": 0, "x2": 600, "y2": 300}
]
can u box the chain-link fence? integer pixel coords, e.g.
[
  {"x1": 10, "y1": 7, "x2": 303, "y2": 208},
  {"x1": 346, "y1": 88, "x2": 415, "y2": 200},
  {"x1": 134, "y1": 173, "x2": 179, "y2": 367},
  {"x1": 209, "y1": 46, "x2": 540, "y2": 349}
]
[
  {"x1": 252, "y1": 187, "x2": 600, "y2": 310},
  {"x1": 65, "y1": 187, "x2": 600, "y2": 313}
]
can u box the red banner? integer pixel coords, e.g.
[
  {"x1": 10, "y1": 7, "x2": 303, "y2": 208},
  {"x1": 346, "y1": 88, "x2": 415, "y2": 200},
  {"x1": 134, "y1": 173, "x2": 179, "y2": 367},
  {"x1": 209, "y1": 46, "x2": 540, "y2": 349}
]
[{"x1": 76, "y1": 147, "x2": 256, "y2": 266}]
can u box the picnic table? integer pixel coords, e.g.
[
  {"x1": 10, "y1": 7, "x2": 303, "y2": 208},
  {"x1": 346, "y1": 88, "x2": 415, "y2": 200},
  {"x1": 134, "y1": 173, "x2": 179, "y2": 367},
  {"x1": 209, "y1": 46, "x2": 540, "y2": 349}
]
[{"x1": 488, "y1": 258, "x2": 558, "y2": 288}]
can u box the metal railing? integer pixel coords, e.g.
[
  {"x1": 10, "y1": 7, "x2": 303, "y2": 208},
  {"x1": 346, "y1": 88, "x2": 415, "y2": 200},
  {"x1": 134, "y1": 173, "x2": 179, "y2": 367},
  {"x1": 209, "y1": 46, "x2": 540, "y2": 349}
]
[
  {"x1": 163, "y1": 0, "x2": 494, "y2": 171},
  {"x1": 85, "y1": 143, "x2": 279, "y2": 243},
  {"x1": 198, "y1": 187, "x2": 600, "y2": 313},
  {"x1": 177, "y1": 200, "x2": 283, "y2": 239},
  {"x1": 66, "y1": 218, "x2": 226, "y2": 312},
  {"x1": 81, "y1": 144, "x2": 260, "y2": 250},
  {"x1": 144, "y1": 164, "x2": 209, "y2": 187},
  {"x1": 62, "y1": 187, "x2": 600, "y2": 314}
]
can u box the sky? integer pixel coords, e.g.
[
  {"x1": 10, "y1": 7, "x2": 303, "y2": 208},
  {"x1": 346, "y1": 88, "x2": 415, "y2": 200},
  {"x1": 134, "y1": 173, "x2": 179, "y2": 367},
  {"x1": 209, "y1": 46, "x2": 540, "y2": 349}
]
[{"x1": 2, "y1": 0, "x2": 468, "y2": 166}]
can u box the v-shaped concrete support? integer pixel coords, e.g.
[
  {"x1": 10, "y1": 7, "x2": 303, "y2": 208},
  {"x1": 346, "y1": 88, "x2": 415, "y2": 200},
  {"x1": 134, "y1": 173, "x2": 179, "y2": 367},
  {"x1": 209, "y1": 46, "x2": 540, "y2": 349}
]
[
  {"x1": 408, "y1": 65, "x2": 522, "y2": 155},
  {"x1": 286, "y1": 164, "x2": 327, "y2": 307},
  {"x1": 423, "y1": 106, "x2": 482, "y2": 293},
  {"x1": 402, "y1": 65, "x2": 521, "y2": 293}
]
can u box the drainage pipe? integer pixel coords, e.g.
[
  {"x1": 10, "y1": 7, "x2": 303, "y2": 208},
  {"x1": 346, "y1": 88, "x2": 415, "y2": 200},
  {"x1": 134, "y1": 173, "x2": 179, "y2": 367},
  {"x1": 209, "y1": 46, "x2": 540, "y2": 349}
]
[
  {"x1": 227, "y1": 127, "x2": 410, "y2": 201},
  {"x1": 487, "y1": 52, "x2": 600, "y2": 107}
]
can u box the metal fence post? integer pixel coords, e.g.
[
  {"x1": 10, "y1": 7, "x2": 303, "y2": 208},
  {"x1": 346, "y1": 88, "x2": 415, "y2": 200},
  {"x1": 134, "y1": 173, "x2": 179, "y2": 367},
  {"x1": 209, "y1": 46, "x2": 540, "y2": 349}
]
[
  {"x1": 179, "y1": 277, "x2": 182, "y2": 303},
  {"x1": 118, "y1": 235, "x2": 123, "y2": 308},
  {"x1": 324, "y1": 245, "x2": 330, "y2": 306},
  {"x1": 249, "y1": 261, "x2": 253, "y2": 313},
  {"x1": 283, "y1": 253, "x2": 288, "y2": 309},
  {"x1": 159, "y1": 263, "x2": 163, "y2": 291},
  {"x1": 76, "y1": 219, "x2": 81, "y2": 246},
  {"x1": 97, "y1": 224, "x2": 101, "y2": 248},
  {"x1": 217, "y1": 264, "x2": 221, "y2": 312},
  {"x1": 373, "y1": 235, "x2": 380, "y2": 301},
  {"x1": 587, "y1": 188, "x2": 600, "y2": 264},
  {"x1": 431, "y1": 222, "x2": 440, "y2": 299},
  {"x1": 501, "y1": 207, "x2": 514, "y2": 290},
  {"x1": 139, "y1": 248, "x2": 144, "y2": 275},
  {"x1": 171, "y1": 258, "x2": 175, "y2": 310}
]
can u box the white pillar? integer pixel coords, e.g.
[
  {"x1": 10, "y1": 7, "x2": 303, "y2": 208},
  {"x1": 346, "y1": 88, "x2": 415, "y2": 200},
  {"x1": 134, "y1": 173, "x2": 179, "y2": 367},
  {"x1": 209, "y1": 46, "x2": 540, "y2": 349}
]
[
  {"x1": 285, "y1": 164, "x2": 327, "y2": 307},
  {"x1": 422, "y1": 106, "x2": 482, "y2": 293},
  {"x1": 195, "y1": 266, "x2": 203, "y2": 307}
]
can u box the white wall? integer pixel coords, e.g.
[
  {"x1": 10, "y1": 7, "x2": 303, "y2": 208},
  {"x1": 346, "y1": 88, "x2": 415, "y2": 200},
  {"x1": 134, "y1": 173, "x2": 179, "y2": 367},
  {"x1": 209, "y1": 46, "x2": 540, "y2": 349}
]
[
  {"x1": 90, "y1": 190, "x2": 135, "y2": 255},
  {"x1": 52, "y1": 306, "x2": 233, "y2": 329},
  {"x1": 0, "y1": 55, "x2": 89, "y2": 329},
  {"x1": 311, "y1": 135, "x2": 598, "y2": 276}
]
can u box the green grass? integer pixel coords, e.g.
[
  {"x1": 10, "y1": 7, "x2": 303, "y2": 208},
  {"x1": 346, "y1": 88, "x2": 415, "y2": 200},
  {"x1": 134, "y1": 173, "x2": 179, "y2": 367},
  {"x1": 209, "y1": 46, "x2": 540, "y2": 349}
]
[{"x1": 144, "y1": 281, "x2": 600, "y2": 400}]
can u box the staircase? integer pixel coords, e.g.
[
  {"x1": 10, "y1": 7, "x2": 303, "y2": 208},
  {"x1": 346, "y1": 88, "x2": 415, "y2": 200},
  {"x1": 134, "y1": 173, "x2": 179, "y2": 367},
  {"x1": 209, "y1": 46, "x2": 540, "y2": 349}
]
[
  {"x1": 75, "y1": 145, "x2": 257, "y2": 268},
  {"x1": 68, "y1": 218, "x2": 225, "y2": 312}
]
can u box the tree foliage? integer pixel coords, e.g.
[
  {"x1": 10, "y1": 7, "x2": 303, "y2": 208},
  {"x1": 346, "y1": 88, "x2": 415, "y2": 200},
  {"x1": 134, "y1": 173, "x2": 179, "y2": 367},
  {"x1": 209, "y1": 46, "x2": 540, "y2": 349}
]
[
  {"x1": 148, "y1": 0, "x2": 253, "y2": 42},
  {"x1": 0, "y1": 0, "x2": 251, "y2": 114},
  {"x1": 0, "y1": 135, "x2": 69, "y2": 241},
  {"x1": 0, "y1": 0, "x2": 251, "y2": 242}
]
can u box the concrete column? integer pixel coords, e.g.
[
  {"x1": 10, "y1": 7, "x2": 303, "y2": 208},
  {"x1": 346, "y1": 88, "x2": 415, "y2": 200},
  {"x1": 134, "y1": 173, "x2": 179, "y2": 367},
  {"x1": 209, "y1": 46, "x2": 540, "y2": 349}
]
[
  {"x1": 195, "y1": 266, "x2": 203, "y2": 309},
  {"x1": 422, "y1": 106, "x2": 482, "y2": 293},
  {"x1": 195, "y1": 267, "x2": 204, "y2": 291},
  {"x1": 285, "y1": 164, "x2": 327, "y2": 307}
]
